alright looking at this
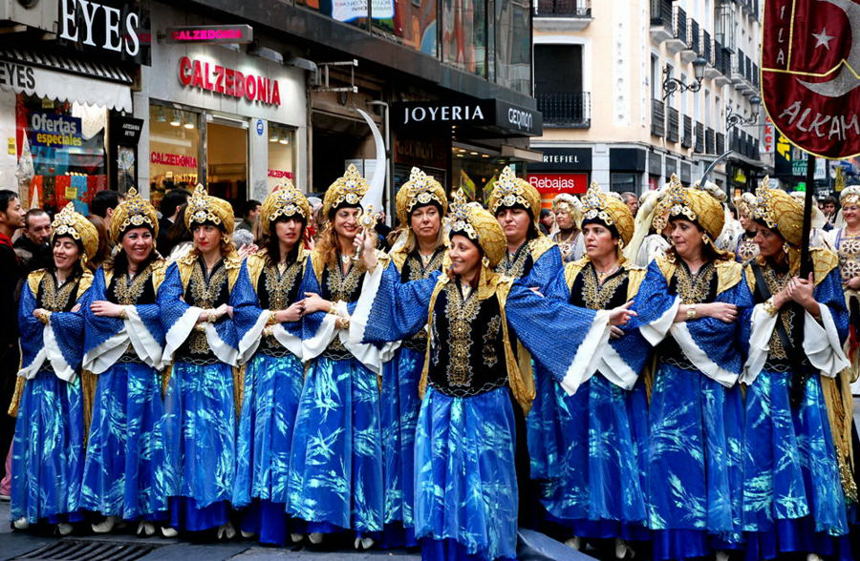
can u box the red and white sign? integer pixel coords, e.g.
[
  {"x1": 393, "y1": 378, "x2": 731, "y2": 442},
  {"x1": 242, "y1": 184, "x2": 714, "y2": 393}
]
[
  {"x1": 268, "y1": 169, "x2": 294, "y2": 179},
  {"x1": 761, "y1": 115, "x2": 775, "y2": 154},
  {"x1": 178, "y1": 56, "x2": 281, "y2": 106},
  {"x1": 151, "y1": 151, "x2": 198, "y2": 169},
  {"x1": 528, "y1": 173, "x2": 588, "y2": 194}
]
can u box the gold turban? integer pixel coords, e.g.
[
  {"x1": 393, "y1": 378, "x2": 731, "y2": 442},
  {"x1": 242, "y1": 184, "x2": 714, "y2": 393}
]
[
  {"x1": 260, "y1": 181, "x2": 311, "y2": 236},
  {"x1": 841, "y1": 185, "x2": 860, "y2": 207},
  {"x1": 323, "y1": 164, "x2": 369, "y2": 217},
  {"x1": 448, "y1": 191, "x2": 506, "y2": 268},
  {"x1": 110, "y1": 188, "x2": 159, "y2": 243},
  {"x1": 488, "y1": 165, "x2": 541, "y2": 221},
  {"x1": 734, "y1": 192, "x2": 757, "y2": 218},
  {"x1": 653, "y1": 174, "x2": 725, "y2": 242},
  {"x1": 52, "y1": 202, "x2": 99, "y2": 260},
  {"x1": 753, "y1": 177, "x2": 804, "y2": 247},
  {"x1": 579, "y1": 181, "x2": 635, "y2": 246},
  {"x1": 552, "y1": 193, "x2": 582, "y2": 223},
  {"x1": 185, "y1": 184, "x2": 235, "y2": 234},
  {"x1": 395, "y1": 167, "x2": 448, "y2": 225}
]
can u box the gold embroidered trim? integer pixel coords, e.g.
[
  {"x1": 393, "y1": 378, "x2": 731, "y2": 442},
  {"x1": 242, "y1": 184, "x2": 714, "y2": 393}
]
[
  {"x1": 761, "y1": 266, "x2": 794, "y2": 361},
  {"x1": 189, "y1": 259, "x2": 227, "y2": 308},
  {"x1": 264, "y1": 259, "x2": 303, "y2": 310},
  {"x1": 326, "y1": 260, "x2": 363, "y2": 302},
  {"x1": 40, "y1": 273, "x2": 79, "y2": 311},
  {"x1": 581, "y1": 263, "x2": 628, "y2": 311},
  {"x1": 496, "y1": 240, "x2": 532, "y2": 278},
  {"x1": 113, "y1": 266, "x2": 152, "y2": 305},
  {"x1": 482, "y1": 315, "x2": 502, "y2": 367},
  {"x1": 406, "y1": 249, "x2": 445, "y2": 281},
  {"x1": 445, "y1": 283, "x2": 481, "y2": 387},
  {"x1": 674, "y1": 261, "x2": 716, "y2": 305}
]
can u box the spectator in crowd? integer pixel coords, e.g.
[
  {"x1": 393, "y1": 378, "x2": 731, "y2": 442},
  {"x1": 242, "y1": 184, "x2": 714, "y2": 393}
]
[
  {"x1": 165, "y1": 205, "x2": 193, "y2": 263},
  {"x1": 157, "y1": 188, "x2": 190, "y2": 256},
  {"x1": 236, "y1": 199, "x2": 261, "y2": 232},
  {"x1": 621, "y1": 191, "x2": 639, "y2": 217},
  {"x1": 0, "y1": 190, "x2": 23, "y2": 491},
  {"x1": 13, "y1": 209, "x2": 52, "y2": 274},
  {"x1": 539, "y1": 208, "x2": 554, "y2": 235},
  {"x1": 86, "y1": 215, "x2": 110, "y2": 270},
  {"x1": 90, "y1": 190, "x2": 123, "y2": 233},
  {"x1": 820, "y1": 196, "x2": 838, "y2": 229},
  {"x1": 232, "y1": 228, "x2": 257, "y2": 258}
]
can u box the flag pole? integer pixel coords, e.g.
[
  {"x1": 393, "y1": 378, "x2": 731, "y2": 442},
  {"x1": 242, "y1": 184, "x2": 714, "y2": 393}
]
[{"x1": 799, "y1": 152, "x2": 815, "y2": 278}]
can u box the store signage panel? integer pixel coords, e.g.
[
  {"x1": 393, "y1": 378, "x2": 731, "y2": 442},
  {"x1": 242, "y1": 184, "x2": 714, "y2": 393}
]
[
  {"x1": 393, "y1": 99, "x2": 542, "y2": 136},
  {"x1": 527, "y1": 173, "x2": 588, "y2": 195},
  {"x1": 58, "y1": 0, "x2": 150, "y2": 64},
  {"x1": 530, "y1": 147, "x2": 591, "y2": 171},
  {"x1": 110, "y1": 115, "x2": 144, "y2": 144},
  {"x1": 151, "y1": 152, "x2": 198, "y2": 169},
  {"x1": 165, "y1": 25, "x2": 254, "y2": 44},
  {"x1": 178, "y1": 56, "x2": 281, "y2": 106},
  {"x1": 29, "y1": 113, "x2": 83, "y2": 147}
]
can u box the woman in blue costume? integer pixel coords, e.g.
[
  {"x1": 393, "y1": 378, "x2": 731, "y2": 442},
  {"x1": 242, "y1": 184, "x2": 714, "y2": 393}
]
[
  {"x1": 287, "y1": 164, "x2": 395, "y2": 549},
  {"x1": 351, "y1": 191, "x2": 636, "y2": 561},
  {"x1": 10, "y1": 203, "x2": 97, "y2": 535},
  {"x1": 487, "y1": 166, "x2": 565, "y2": 520},
  {"x1": 79, "y1": 189, "x2": 168, "y2": 536},
  {"x1": 633, "y1": 176, "x2": 752, "y2": 561},
  {"x1": 378, "y1": 167, "x2": 448, "y2": 548},
  {"x1": 541, "y1": 183, "x2": 651, "y2": 559},
  {"x1": 157, "y1": 184, "x2": 256, "y2": 538},
  {"x1": 740, "y1": 182, "x2": 853, "y2": 561},
  {"x1": 231, "y1": 182, "x2": 312, "y2": 546}
]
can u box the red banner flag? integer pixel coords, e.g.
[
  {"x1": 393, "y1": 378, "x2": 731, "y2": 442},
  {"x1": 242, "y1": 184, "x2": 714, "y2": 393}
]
[{"x1": 762, "y1": 0, "x2": 860, "y2": 159}]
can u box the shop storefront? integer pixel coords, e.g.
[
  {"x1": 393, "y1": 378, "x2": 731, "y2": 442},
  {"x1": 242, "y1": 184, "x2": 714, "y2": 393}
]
[
  {"x1": 0, "y1": 0, "x2": 144, "y2": 214},
  {"x1": 526, "y1": 147, "x2": 591, "y2": 208},
  {"x1": 137, "y1": 6, "x2": 307, "y2": 210}
]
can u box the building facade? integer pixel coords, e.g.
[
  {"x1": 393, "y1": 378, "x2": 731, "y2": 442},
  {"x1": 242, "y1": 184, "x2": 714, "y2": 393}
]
[{"x1": 531, "y1": 0, "x2": 768, "y2": 198}]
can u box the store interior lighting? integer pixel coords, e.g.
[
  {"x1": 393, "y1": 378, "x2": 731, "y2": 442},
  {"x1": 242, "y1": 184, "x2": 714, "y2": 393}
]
[
  {"x1": 183, "y1": 113, "x2": 195, "y2": 129},
  {"x1": 156, "y1": 107, "x2": 167, "y2": 123},
  {"x1": 269, "y1": 130, "x2": 279, "y2": 143},
  {"x1": 169, "y1": 110, "x2": 181, "y2": 127},
  {"x1": 279, "y1": 136, "x2": 289, "y2": 145}
]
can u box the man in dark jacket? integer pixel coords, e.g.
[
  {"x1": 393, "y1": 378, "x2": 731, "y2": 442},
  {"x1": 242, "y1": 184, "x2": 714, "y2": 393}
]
[{"x1": 13, "y1": 208, "x2": 52, "y2": 274}]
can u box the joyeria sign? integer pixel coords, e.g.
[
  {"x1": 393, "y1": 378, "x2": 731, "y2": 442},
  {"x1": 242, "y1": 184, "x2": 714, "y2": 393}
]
[{"x1": 178, "y1": 56, "x2": 282, "y2": 106}]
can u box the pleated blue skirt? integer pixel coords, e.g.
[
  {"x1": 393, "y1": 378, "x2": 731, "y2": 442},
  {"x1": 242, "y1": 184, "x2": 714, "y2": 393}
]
[
  {"x1": 543, "y1": 373, "x2": 648, "y2": 540},
  {"x1": 414, "y1": 386, "x2": 518, "y2": 561},
  {"x1": 380, "y1": 345, "x2": 423, "y2": 547},
  {"x1": 232, "y1": 351, "x2": 304, "y2": 544},
  {"x1": 741, "y1": 370, "x2": 852, "y2": 560},
  {"x1": 525, "y1": 363, "x2": 563, "y2": 485},
  {"x1": 646, "y1": 363, "x2": 744, "y2": 560},
  {"x1": 80, "y1": 362, "x2": 167, "y2": 521},
  {"x1": 11, "y1": 369, "x2": 84, "y2": 524},
  {"x1": 157, "y1": 360, "x2": 236, "y2": 531},
  {"x1": 287, "y1": 355, "x2": 384, "y2": 535}
]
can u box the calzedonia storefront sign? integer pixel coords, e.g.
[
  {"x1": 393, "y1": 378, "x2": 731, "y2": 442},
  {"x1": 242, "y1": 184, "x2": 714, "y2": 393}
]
[
  {"x1": 393, "y1": 99, "x2": 542, "y2": 137},
  {"x1": 178, "y1": 56, "x2": 282, "y2": 106}
]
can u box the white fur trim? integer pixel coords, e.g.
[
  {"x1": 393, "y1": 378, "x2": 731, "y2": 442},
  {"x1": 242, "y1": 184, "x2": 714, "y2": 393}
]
[
  {"x1": 125, "y1": 306, "x2": 164, "y2": 370},
  {"x1": 669, "y1": 323, "x2": 738, "y2": 387},
  {"x1": 639, "y1": 296, "x2": 679, "y2": 346},
  {"x1": 162, "y1": 306, "x2": 203, "y2": 364},
  {"x1": 560, "y1": 310, "x2": 611, "y2": 395}
]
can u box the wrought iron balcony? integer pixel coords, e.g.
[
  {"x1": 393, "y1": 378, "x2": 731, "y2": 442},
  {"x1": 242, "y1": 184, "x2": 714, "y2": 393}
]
[
  {"x1": 667, "y1": 107, "x2": 680, "y2": 143},
  {"x1": 535, "y1": 0, "x2": 592, "y2": 17},
  {"x1": 652, "y1": 98, "x2": 666, "y2": 137},
  {"x1": 536, "y1": 92, "x2": 592, "y2": 128}
]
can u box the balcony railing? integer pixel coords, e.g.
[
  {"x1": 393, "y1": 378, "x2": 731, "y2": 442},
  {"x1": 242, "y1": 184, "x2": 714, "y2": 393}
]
[
  {"x1": 731, "y1": 131, "x2": 759, "y2": 160},
  {"x1": 674, "y1": 7, "x2": 687, "y2": 41},
  {"x1": 688, "y1": 19, "x2": 700, "y2": 53},
  {"x1": 667, "y1": 107, "x2": 680, "y2": 143},
  {"x1": 652, "y1": 98, "x2": 666, "y2": 137},
  {"x1": 651, "y1": 0, "x2": 673, "y2": 26},
  {"x1": 535, "y1": 0, "x2": 592, "y2": 17},
  {"x1": 682, "y1": 115, "x2": 693, "y2": 148},
  {"x1": 716, "y1": 132, "x2": 725, "y2": 154},
  {"x1": 705, "y1": 127, "x2": 715, "y2": 154},
  {"x1": 695, "y1": 121, "x2": 705, "y2": 153},
  {"x1": 536, "y1": 92, "x2": 591, "y2": 127},
  {"x1": 703, "y1": 30, "x2": 712, "y2": 64}
]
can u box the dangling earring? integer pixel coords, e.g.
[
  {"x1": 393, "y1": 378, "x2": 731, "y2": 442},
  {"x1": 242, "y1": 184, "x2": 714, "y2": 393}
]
[
  {"x1": 782, "y1": 242, "x2": 790, "y2": 254},
  {"x1": 701, "y1": 233, "x2": 710, "y2": 245},
  {"x1": 482, "y1": 256, "x2": 490, "y2": 268}
]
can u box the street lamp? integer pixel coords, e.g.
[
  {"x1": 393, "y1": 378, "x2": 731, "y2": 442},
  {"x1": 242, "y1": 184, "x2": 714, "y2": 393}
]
[
  {"x1": 662, "y1": 57, "x2": 707, "y2": 100},
  {"x1": 725, "y1": 95, "x2": 761, "y2": 130}
]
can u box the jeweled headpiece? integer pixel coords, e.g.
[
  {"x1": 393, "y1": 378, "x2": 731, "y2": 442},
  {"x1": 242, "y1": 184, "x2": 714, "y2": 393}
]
[
  {"x1": 395, "y1": 167, "x2": 448, "y2": 224},
  {"x1": 840, "y1": 185, "x2": 860, "y2": 207},
  {"x1": 185, "y1": 183, "x2": 235, "y2": 234},
  {"x1": 734, "y1": 192, "x2": 757, "y2": 218},
  {"x1": 448, "y1": 190, "x2": 506, "y2": 268},
  {"x1": 52, "y1": 202, "x2": 98, "y2": 259},
  {"x1": 110, "y1": 187, "x2": 158, "y2": 243},
  {"x1": 753, "y1": 176, "x2": 804, "y2": 247},
  {"x1": 488, "y1": 165, "x2": 542, "y2": 221},
  {"x1": 652, "y1": 174, "x2": 724, "y2": 242},
  {"x1": 323, "y1": 164, "x2": 369, "y2": 217},
  {"x1": 260, "y1": 181, "x2": 311, "y2": 235},
  {"x1": 579, "y1": 182, "x2": 635, "y2": 246}
]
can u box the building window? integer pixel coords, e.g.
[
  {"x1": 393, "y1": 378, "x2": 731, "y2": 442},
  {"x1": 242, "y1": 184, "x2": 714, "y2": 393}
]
[
  {"x1": 610, "y1": 172, "x2": 638, "y2": 194},
  {"x1": 149, "y1": 103, "x2": 200, "y2": 210},
  {"x1": 267, "y1": 123, "x2": 296, "y2": 191}
]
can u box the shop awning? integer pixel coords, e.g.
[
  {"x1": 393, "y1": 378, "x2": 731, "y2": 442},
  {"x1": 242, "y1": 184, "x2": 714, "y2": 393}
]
[{"x1": 0, "y1": 48, "x2": 133, "y2": 112}]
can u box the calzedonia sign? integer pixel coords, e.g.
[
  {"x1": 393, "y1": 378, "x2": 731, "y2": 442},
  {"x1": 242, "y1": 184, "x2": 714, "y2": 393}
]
[{"x1": 178, "y1": 56, "x2": 282, "y2": 106}]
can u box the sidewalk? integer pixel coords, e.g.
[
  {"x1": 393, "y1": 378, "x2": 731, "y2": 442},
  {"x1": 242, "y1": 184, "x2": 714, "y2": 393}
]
[{"x1": 0, "y1": 502, "x2": 420, "y2": 561}]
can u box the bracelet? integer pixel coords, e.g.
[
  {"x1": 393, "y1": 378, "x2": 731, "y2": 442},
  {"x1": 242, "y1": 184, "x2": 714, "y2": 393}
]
[
  {"x1": 763, "y1": 297, "x2": 778, "y2": 317},
  {"x1": 119, "y1": 306, "x2": 128, "y2": 320},
  {"x1": 335, "y1": 316, "x2": 350, "y2": 330},
  {"x1": 266, "y1": 312, "x2": 280, "y2": 326},
  {"x1": 686, "y1": 305, "x2": 697, "y2": 320}
]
